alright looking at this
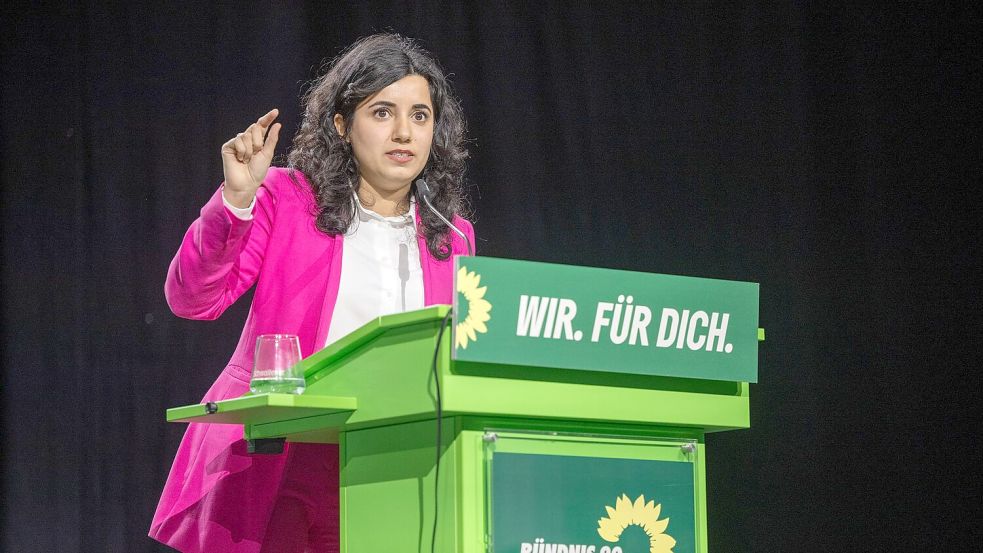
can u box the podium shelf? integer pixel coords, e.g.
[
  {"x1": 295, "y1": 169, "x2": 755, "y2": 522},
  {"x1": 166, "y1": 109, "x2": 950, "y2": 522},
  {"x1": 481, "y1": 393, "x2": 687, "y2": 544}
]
[{"x1": 166, "y1": 393, "x2": 356, "y2": 425}]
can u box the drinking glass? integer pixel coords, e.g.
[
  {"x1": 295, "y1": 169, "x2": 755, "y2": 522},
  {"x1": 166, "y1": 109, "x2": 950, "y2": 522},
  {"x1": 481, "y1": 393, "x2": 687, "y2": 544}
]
[{"x1": 250, "y1": 334, "x2": 305, "y2": 394}]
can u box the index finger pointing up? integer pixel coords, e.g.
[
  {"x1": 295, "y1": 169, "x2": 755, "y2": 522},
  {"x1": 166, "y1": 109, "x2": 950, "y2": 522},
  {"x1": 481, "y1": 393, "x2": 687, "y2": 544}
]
[{"x1": 257, "y1": 108, "x2": 279, "y2": 129}]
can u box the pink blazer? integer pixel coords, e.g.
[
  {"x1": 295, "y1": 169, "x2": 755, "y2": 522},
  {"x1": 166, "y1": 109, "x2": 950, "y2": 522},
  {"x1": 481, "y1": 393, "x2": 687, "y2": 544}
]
[{"x1": 150, "y1": 167, "x2": 474, "y2": 552}]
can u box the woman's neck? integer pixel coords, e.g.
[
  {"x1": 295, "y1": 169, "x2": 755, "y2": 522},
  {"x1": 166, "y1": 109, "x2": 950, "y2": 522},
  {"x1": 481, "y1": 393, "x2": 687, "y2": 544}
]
[{"x1": 356, "y1": 179, "x2": 412, "y2": 217}]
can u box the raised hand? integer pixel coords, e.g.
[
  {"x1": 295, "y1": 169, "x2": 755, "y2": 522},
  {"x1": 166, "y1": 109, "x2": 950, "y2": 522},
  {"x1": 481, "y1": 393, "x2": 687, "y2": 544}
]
[{"x1": 221, "y1": 109, "x2": 281, "y2": 208}]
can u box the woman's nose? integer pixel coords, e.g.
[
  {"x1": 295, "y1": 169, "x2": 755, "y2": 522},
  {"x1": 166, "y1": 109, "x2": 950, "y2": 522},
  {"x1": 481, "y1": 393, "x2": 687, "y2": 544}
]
[{"x1": 392, "y1": 116, "x2": 411, "y2": 143}]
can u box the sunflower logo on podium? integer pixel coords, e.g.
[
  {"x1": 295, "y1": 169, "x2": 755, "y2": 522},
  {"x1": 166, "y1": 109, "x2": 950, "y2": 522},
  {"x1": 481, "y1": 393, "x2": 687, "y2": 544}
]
[
  {"x1": 597, "y1": 494, "x2": 677, "y2": 553},
  {"x1": 455, "y1": 266, "x2": 492, "y2": 349}
]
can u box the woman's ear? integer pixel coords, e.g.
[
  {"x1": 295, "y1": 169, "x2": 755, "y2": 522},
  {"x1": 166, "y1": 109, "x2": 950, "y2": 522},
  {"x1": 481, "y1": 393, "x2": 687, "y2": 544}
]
[{"x1": 333, "y1": 113, "x2": 347, "y2": 139}]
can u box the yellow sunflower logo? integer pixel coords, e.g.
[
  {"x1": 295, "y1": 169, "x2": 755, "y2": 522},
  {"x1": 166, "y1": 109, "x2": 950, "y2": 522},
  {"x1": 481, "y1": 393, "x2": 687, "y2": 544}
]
[
  {"x1": 597, "y1": 494, "x2": 676, "y2": 553},
  {"x1": 455, "y1": 266, "x2": 491, "y2": 349}
]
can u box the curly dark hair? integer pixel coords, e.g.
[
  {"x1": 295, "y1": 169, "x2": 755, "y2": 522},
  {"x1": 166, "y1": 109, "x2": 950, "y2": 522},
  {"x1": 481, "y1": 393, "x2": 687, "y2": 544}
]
[{"x1": 287, "y1": 33, "x2": 470, "y2": 260}]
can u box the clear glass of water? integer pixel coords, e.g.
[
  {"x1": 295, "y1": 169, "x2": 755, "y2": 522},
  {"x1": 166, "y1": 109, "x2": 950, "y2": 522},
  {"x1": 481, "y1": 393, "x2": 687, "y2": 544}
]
[{"x1": 251, "y1": 334, "x2": 305, "y2": 394}]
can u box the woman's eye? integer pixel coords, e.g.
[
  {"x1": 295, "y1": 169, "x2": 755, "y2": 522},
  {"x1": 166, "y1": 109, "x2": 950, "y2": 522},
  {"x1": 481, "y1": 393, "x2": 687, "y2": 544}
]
[
  {"x1": 413, "y1": 111, "x2": 429, "y2": 122},
  {"x1": 373, "y1": 108, "x2": 391, "y2": 118}
]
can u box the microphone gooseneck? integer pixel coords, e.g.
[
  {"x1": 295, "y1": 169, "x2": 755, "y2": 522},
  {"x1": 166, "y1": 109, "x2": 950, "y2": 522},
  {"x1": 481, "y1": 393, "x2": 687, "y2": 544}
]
[{"x1": 415, "y1": 179, "x2": 473, "y2": 256}]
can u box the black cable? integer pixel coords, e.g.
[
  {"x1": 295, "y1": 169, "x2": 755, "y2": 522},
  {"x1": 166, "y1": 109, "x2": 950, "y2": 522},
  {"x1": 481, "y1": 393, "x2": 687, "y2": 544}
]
[{"x1": 431, "y1": 309, "x2": 453, "y2": 553}]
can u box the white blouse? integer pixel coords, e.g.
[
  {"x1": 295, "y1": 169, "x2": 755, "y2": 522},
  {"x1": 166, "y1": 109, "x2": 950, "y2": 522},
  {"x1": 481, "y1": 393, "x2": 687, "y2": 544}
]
[{"x1": 224, "y1": 191, "x2": 425, "y2": 348}]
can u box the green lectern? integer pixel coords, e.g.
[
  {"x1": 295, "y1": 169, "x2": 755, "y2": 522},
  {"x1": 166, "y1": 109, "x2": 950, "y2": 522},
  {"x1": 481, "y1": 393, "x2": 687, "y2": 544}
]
[{"x1": 168, "y1": 256, "x2": 761, "y2": 553}]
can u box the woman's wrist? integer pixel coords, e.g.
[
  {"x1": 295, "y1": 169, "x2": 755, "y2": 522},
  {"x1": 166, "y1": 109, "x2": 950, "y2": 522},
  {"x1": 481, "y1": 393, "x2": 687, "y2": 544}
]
[{"x1": 222, "y1": 185, "x2": 256, "y2": 209}]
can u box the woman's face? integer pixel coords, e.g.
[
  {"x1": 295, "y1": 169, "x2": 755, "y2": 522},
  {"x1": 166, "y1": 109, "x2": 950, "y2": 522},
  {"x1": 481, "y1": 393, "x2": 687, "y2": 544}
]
[{"x1": 335, "y1": 74, "x2": 435, "y2": 197}]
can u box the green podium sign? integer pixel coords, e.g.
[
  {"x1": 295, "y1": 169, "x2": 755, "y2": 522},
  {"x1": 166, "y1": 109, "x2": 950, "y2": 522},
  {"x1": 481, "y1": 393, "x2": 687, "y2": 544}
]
[
  {"x1": 453, "y1": 257, "x2": 759, "y2": 383},
  {"x1": 489, "y1": 433, "x2": 698, "y2": 553},
  {"x1": 166, "y1": 256, "x2": 762, "y2": 552}
]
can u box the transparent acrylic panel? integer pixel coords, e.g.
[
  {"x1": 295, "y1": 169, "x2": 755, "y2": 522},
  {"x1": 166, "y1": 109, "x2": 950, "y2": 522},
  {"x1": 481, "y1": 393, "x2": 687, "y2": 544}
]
[{"x1": 483, "y1": 429, "x2": 700, "y2": 553}]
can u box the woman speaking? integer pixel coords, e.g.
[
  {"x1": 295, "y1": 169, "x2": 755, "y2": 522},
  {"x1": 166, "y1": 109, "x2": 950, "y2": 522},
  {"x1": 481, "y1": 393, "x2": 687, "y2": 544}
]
[{"x1": 150, "y1": 34, "x2": 474, "y2": 552}]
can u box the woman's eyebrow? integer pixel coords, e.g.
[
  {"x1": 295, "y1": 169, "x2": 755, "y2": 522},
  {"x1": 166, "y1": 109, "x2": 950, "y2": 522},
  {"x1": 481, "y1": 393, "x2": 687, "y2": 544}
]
[{"x1": 365, "y1": 100, "x2": 432, "y2": 112}]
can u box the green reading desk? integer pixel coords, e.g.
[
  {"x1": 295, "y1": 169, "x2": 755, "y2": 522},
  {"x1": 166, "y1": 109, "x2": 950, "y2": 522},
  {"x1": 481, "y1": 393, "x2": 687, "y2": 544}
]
[{"x1": 169, "y1": 256, "x2": 762, "y2": 553}]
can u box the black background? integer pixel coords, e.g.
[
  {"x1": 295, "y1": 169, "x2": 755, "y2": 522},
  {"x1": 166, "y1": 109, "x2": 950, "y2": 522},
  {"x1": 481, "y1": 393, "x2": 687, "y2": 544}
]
[{"x1": 2, "y1": 2, "x2": 979, "y2": 551}]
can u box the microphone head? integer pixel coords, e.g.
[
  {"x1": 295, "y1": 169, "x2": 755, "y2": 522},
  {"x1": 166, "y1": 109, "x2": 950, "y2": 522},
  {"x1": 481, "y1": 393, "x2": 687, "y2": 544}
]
[{"x1": 414, "y1": 178, "x2": 432, "y2": 202}]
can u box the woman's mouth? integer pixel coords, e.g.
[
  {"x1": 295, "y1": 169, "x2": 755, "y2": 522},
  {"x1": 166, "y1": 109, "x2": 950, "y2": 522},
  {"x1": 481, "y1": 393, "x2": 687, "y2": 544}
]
[{"x1": 386, "y1": 150, "x2": 414, "y2": 164}]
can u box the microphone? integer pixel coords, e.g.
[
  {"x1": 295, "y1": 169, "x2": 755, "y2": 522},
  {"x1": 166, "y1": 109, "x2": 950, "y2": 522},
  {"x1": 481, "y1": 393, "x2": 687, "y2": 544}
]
[
  {"x1": 398, "y1": 242, "x2": 409, "y2": 311},
  {"x1": 415, "y1": 179, "x2": 473, "y2": 256}
]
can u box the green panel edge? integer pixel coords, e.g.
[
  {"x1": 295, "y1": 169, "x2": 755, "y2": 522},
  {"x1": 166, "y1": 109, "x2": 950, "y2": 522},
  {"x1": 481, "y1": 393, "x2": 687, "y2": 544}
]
[{"x1": 166, "y1": 393, "x2": 356, "y2": 425}]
